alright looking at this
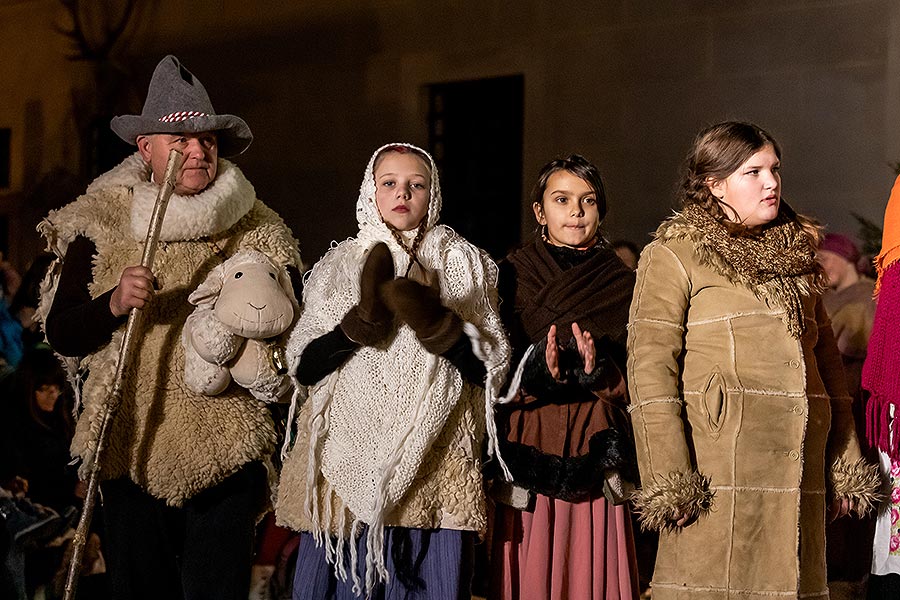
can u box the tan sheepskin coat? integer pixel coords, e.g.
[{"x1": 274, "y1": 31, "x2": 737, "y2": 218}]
[
  {"x1": 627, "y1": 213, "x2": 878, "y2": 599},
  {"x1": 38, "y1": 159, "x2": 301, "y2": 506}
]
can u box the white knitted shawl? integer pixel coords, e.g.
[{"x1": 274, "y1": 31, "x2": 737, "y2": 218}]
[{"x1": 282, "y1": 143, "x2": 510, "y2": 594}]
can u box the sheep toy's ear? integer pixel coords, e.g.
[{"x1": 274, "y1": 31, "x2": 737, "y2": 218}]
[
  {"x1": 189, "y1": 262, "x2": 227, "y2": 308},
  {"x1": 277, "y1": 266, "x2": 299, "y2": 310}
]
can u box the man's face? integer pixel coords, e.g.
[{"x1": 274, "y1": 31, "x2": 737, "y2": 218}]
[{"x1": 137, "y1": 132, "x2": 218, "y2": 195}]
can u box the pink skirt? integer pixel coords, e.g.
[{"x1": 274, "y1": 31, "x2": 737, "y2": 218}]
[{"x1": 490, "y1": 493, "x2": 639, "y2": 600}]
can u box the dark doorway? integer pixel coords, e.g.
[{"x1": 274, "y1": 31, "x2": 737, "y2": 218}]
[{"x1": 426, "y1": 75, "x2": 524, "y2": 259}]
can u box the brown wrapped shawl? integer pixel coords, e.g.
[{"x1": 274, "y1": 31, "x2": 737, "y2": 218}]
[{"x1": 497, "y1": 238, "x2": 636, "y2": 501}]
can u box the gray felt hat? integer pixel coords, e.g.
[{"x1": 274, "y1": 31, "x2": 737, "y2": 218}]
[{"x1": 110, "y1": 55, "x2": 252, "y2": 157}]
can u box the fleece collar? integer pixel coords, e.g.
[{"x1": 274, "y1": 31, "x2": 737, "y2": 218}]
[
  {"x1": 655, "y1": 208, "x2": 822, "y2": 293},
  {"x1": 86, "y1": 152, "x2": 256, "y2": 242},
  {"x1": 656, "y1": 208, "x2": 823, "y2": 339}
]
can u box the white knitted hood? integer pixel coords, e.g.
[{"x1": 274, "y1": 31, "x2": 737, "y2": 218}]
[
  {"x1": 282, "y1": 143, "x2": 510, "y2": 595},
  {"x1": 355, "y1": 142, "x2": 442, "y2": 241}
]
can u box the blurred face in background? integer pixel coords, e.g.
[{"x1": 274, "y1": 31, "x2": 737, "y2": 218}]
[
  {"x1": 818, "y1": 250, "x2": 857, "y2": 291},
  {"x1": 35, "y1": 383, "x2": 61, "y2": 412}
]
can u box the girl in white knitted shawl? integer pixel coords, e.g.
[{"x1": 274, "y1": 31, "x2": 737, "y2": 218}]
[{"x1": 276, "y1": 143, "x2": 510, "y2": 598}]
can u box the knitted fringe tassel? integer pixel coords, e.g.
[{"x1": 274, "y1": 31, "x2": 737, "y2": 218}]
[
  {"x1": 349, "y1": 519, "x2": 363, "y2": 596},
  {"x1": 304, "y1": 373, "x2": 339, "y2": 547},
  {"x1": 464, "y1": 321, "x2": 522, "y2": 482},
  {"x1": 280, "y1": 354, "x2": 307, "y2": 462},
  {"x1": 323, "y1": 484, "x2": 335, "y2": 564},
  {"x1": 334, "y1": 507, "x2": 348, "y2": 581},
  {"x1": 280, "y1": 386, "x2": 301, "y2": 462},
  {"x1": 866, "y1": 394, "x2": 897, "y2": 461},
  {"x1": 306, "y1": 483, "x2": 361, "y2": 594},
  {"x1": 495, "y1": 342, "x2": 533, "y2": 406}
]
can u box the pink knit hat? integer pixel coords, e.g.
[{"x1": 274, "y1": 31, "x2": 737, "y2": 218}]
[{"x1": 820, "y1": 233, "x2": 861, "y2": 265}]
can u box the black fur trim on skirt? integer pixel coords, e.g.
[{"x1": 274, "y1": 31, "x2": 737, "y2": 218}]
[{"x1": 498, "y1": 428, "x2": 636, "y2": 502}]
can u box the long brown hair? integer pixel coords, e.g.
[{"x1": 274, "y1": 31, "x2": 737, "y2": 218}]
[{"x1": 678, "y1": 121, "x2": 819, "y2": 242}]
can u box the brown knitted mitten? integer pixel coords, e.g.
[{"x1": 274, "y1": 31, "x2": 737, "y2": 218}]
[
  {"x1": 340, "y1": 243, "x2": 395, "y2": 346},
  {"x1": 381, "y1": 277, "x2": 462, "y2": 355}
]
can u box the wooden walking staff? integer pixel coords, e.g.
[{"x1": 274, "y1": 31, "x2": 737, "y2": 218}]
[{"x1": 64, "y1": 149, "x2": 184, "y2": 600}]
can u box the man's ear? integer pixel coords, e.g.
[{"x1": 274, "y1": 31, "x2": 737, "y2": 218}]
[{"x1": 136, "y1": 135, "x2": 153, "y2": 162}]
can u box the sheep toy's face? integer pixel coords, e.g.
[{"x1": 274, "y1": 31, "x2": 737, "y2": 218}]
[{"x1": 214, "y1": 261, "x2": 294, "y2": 339}]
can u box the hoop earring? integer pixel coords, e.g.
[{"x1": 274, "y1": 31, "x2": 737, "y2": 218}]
[{"x1": 541, "y1": 224, "x2": 550, "y2": 243}]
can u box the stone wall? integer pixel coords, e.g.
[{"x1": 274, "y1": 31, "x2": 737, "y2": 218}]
[{"x1": 2, "y1": 0, "x2": 898, "y2": 264}]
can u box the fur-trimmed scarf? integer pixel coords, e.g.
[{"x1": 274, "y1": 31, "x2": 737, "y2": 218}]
[{"x1": 676, "y1": 203, "x2": 824, "y2": 339}]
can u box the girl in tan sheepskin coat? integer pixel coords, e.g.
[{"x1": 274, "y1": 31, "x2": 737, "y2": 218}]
[{"x1": 627, "y1": 121, "x2": 880, "y2": 599}]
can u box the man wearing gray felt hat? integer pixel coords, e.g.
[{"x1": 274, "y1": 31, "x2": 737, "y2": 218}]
[
  {"x1": 38, "y1": 55, "x2": 302, "y2": 600},
  {"x1": 111, "y1": 54, "x2": 253, "y2": 158},
  {"x1": 110, "y1": 54, "x2": 254, "y2": 197}
]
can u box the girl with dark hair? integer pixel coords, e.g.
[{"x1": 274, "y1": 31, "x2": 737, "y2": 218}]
[
  {"x1": 276, "y1": 143, "x2": 510, "y2": 598},
  {"x1": 627, "y1": 121, "x2": 879, "y2": 598},
  {"x1": 490, "y1": 154, "x2": 639, "y2": 600}
]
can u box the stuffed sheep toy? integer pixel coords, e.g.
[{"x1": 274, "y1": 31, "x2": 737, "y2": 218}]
[{"x1": 182, "y1": 249, "x2": 298, "y2": 402}]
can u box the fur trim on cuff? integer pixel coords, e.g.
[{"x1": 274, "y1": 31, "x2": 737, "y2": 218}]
[
  {"x1": 830, "y1": 457, "x2": 884, "y2": 516},
  {"x1": 520, "y1": 338, "x2": 568, "y2": 398},
  {"x1": 633, "y1": 471, "x2": 714, "y2": 532}
]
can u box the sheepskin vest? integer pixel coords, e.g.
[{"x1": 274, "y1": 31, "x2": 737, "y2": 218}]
[{"x1": 38, "y1": 155, "x2": 301, "y2": 506}]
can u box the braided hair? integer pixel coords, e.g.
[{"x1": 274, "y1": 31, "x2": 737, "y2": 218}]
[
  {"x1": 375, "y1": 145, "x2": 433, "y2": 275},
  {"x1": 678, "y1": 121, "x2": 819, "y2": 243}
]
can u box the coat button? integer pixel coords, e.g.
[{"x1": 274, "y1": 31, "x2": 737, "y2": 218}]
[
  {"x1": 788, "y1": 360, "x2": 801, "y2": 369},
  {"x1": 791, "y1": 405, "x2": 804, "y2": 415},
  {"x1": 788, "y1": 450, "x2": 800, "y2": 461}
]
